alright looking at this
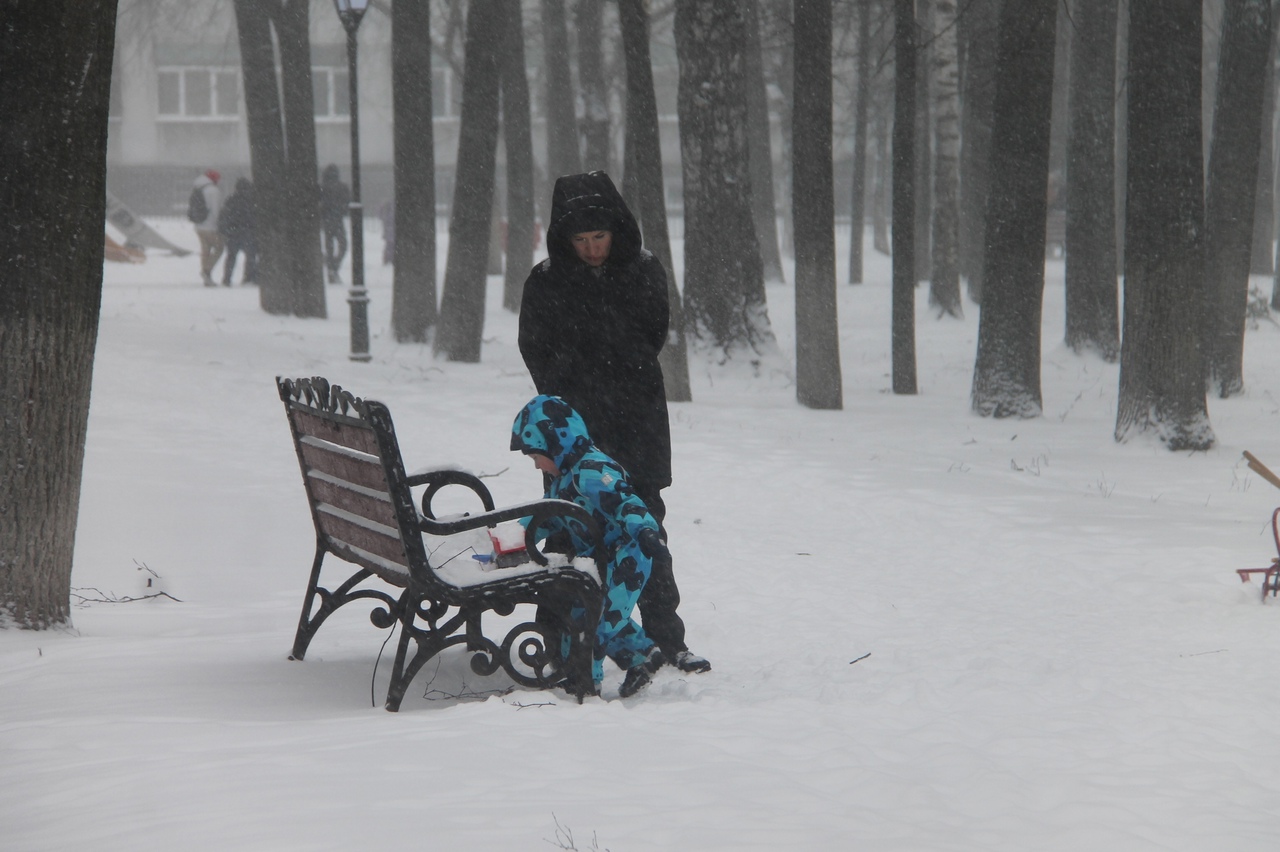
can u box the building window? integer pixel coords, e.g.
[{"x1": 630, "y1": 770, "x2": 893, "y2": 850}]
[
  {"x1": 157, "y1": 67, "x2": 238, "y2": 120},
  {"x1": 313, "y1": 67, "x2": 350, "y2": 120}
]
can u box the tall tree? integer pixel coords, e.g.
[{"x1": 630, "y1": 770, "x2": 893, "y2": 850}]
[
  {"x1": 848, "y1": 0, "x2": 874, "y2": 285},
  {"x1": 576, "y1": 0, "x2": 611, "y2": 171},
  {"x1": 892, "y1": 0, "x2": 918, "y2": 394},
  {"x1": 1203, "y1": 0, "x2": 1273, "y2": 397},
  {"x1": 542, "y1": 0, "x2": 580, "y2": 184},
  {"x1": 912, "y1": 0, "x2": 933, "y2": 283},
  {"x1": 928, "y1": 0, "x2": 962, "y2": 317},
  {"x1": 793, "y1": 0, "x2": 843, "y2": 409},
  {"x1": 1064, "y1": 0, "x2": 1120, "y2": 360},
  {"x1": 1251, "y1": 34, "x2": 1277, "y2": 278},
  {"x1": 957, "y1": 0, "x2": 999, "y2": 302},
  {"x1": 745, "y1": 0, "x2": 787, "y2": 285},
  {"x1": 234, "y1": 0, "x2": 326, "y2": 319},
  {"x1": 676, "y1": 0, "x2": 776, "y2": 355},
  {"x1": 391, "y1": 0, "x2": 437, "y2": 342},
  {"x1": 619, "y1": 0, "x2": 692, "y2": 402},
  {"x1": 1116, "y1": 0, "x2": 1213, "y2": 450},
  {"x1": 500, "y1": 0, "x2": 536, "y2": 312},
  {"x1": 434, "y1": 0, "x2": 503, "y2": 362},
  {"x1": 1, "y1": 0, "x2": 118, "y2": 628},
  {"x1": 971, "y1": 0, "x2": 1056, "y2": 418}
]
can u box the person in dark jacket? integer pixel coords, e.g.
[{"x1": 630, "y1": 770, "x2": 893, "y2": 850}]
[
  {"x1": 218, "y1": 177, "x2": 257, "y2": 286},
  {"x1": 320, "y1": 164, "x2": 350, "y2": 284},
  {"x1": 517, "y1": 171, "x2": 710, "y2": 675},
  {"x1": 512, "y1": 395, "x2": 667, "y2": 698}
]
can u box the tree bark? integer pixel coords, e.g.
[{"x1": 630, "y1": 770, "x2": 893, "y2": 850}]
[
  {"x1": 620, "y1": 0, "x2": 691, "y2": 402},
  {"x1": 793, "y1": 0, "x2": 843, "y2": 410},
  {"x1": 928, "y1": 0, "x2": 962, "y2": 317},
  {"x1": 435, "y1": 0, "x2": 503, "y2": 362},
  {"x1": 273, "y1": 0, "x2": 325, "y2": 319},
  {"x1": 391, "y1": 0, "x2": 438, "y2": 341},
  {"x1": 745, "y1": 0, "x2": 786, "y2": 285},
  {"x1": 957, "y1": 0, "x2": 998, "y2": 303},
  {"x1": 971, "y1": 0, "x2": 1056, "y2": 419},
  {"x1": 1203, "y1": 0, "x2": 1273, "y2": 397},
  {"x1": 849, "y1": 0, "x2": 874, "y2": 284},
  {"x1": 676, "y1": 0, "x2": 776, "y2": 355},
  {"x1": 500, "y1": 0, "x2": 536, "y2": 313},
  {"x1": 892, "y1": 0, "x2": 918, "y2": 394},
  {"x1": 576, "y1": 0, "x2": 611, "y2": 172},
  {"x1": 1115, "y1": 0, "x2": 1214, "y2": 450},
  {"x1": 1064, "y1": 0, "x2": 1120, "y2": 360},
  {"x1": 541, "y1": 0, "x2": 580, "y2": 185},
  {"x1": 0, "y1": 0, "x2": 118, "y2": 629}
]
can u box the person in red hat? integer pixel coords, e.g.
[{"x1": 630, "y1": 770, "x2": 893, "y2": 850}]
[{"x1": 188, "y1": 169, "x2": 223, "y2": 286}]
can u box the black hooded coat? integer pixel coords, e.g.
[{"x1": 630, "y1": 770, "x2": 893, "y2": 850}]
[{"x1": 518, "y1": 172, "x2": 672, "y2": 495}]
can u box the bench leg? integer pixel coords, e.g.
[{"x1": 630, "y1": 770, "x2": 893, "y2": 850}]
[{"x1": 289, "y1": 544, "x2": 328, "y2": 661}]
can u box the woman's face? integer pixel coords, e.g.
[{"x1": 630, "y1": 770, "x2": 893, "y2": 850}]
[{"x1": 571, "y1": 230, "x2": 613, "y2": 267}]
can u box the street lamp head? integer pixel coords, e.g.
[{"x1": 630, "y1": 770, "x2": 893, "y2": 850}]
[{"x1": 333, "y1": 0, "x2": 370, "y2": 32}]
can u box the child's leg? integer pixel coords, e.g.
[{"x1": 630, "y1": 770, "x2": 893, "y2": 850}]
[{"x1": 596, "y1": 540, "x2": 656, "y2": 673}]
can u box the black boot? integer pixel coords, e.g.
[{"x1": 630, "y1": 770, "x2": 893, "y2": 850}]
[{"x1": 619, "y1": 649, "x2": 665, "y2": 698}]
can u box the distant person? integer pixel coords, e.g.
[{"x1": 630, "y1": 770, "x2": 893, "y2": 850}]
[
  {"x1": 518, "y1": 170, "x2": 710, "y2": 676},
  {"x1": 320, "y1": 164, "x2": 350, "y2": 284},
  {"x1": 188, "y1": 169, "x2": 223, "y2": 287},
  {"x1": 379, "y1": 199, "x2": 395, "y2": 266},
  {"x1": 218, "y1": 177, "x2": 257, "y2": 286}
]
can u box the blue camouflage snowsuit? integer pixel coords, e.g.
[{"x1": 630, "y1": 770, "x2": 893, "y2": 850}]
[{"x1": 511, "y1": 395, "x2": 659, "y2": 685}]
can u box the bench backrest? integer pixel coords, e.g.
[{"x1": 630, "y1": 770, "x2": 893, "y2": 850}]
[{"x1": 278, "y1": 376, "x2": 429, "y2": 586}]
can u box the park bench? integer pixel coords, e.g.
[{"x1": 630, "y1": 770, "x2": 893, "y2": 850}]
[{"x1": 277, "y1": 376, "x2": 604, "y2": 710}]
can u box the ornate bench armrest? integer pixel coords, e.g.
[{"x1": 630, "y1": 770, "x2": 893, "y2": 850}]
[
  {"x1": 417, "y1": 498, "x2": 606, "y2": 579},
  {"x1": 406, "y1": 468, "x2": 497, "y2": 516}
]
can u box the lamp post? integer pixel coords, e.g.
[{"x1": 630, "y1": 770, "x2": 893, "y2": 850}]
[{"x1": 334, "y1": 0, "x2": 371, "y2": 362}]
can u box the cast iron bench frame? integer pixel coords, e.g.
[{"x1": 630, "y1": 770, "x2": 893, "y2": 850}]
[{"x1": 278, "y1": 376, "x2": 603, "y2": 710}]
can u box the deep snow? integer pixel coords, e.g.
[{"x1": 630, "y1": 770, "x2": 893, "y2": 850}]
[{"x1": 4, "y1": 217, "x2": 1280, "y2": 850}]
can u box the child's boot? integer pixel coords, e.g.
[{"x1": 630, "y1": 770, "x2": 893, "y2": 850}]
[{"x1": 619, "y1": 649, "x2": 666, "y2": 698}]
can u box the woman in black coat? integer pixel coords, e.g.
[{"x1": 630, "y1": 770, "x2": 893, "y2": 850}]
[{"x1": 519, "y1": 171, "x2": 710, "y2": 674}]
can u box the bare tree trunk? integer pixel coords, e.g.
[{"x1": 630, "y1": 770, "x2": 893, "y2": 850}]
[
  {"x1": 794, "y1": 0, "x2": 843, "y2": 410},
  {"x1": 274, "y1": 0, "x2": 325, "y2": 319},
  {"x1": 0, "y1": 0, "x2": 117, "y2": 629},
  {"x1": 971, "y1": 0, "x2": 1056, "y2": 419},
  {"x1": 957, "y1": 0, "x2": 998, "y2": 303},
  {"x1": 501, "y1": 0, "x2": 536, "y2": 312},
  {"x1": 576, "y1": 0, "x2": 611, "y2": 171},
  {"x1": 912, "y1": 0, "x2": 933, "y2": 284},
  {"x1": 1203, "y1": 0, "x2": 1273, "y2": 397},
  {"x1": 1116, "y1": 0, "x2": 1214, "y2": 450},
  {"x1": 620, "y1": 0, "x2": 691, "y2": 402},
  {"x1": 892, "y1": 0, "x2": 918, "y2": 394},
  {"x1": 849, "y1": 0, "x2": 873, "y2": 284},
  {"x1": 745, "y1": 0, "x2": 786, "y2": 285},
  {"x1": 542, "y1": 0, "x2": 580, "y2": 183},
  {"x1": 928, "y1": 0, "x2": 962, "y2": 317},
  {"x1": 1064, "y1": 0, "x2": 1120, "y2": 360},
  {"x1": 435, "y1": 0, "x2": 503, "y2": 363},
  {"x1": 1251, "y1": 28, "x2": 1277, "y2": 277},
  {"x1": 676, "y1": 0, "x2": 776, "y2": 356},
  {"x1": 391, "y1": 0, "x2": 437, "y2": 341}
]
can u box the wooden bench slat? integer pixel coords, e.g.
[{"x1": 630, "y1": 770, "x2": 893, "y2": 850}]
[
  {"x1": 316, "y1": 504, "x2": 410, "y2": 567},
  {"x1": 290, "y1": 407, "x2": 381, "y2": 456},
  {"x1": 298, "y1": 439, "x2": 389, "y2": 492},
  {"x1": 307, "y1": 474, "x2": 399, "y2": 529}
]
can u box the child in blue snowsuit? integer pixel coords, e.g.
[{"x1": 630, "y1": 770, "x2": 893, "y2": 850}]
[{"x1": 511, "y1": 395, "x2": 666, "y2": 698}]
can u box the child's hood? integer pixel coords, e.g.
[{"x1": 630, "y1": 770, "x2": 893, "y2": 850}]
[{"x1": 511, "y1": 395, "x2": 593, "y2": 470}]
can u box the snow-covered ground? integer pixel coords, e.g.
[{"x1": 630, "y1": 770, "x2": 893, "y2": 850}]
[{"x1": 5, "y1": 217, "x2": 1280, "y2": 850}]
